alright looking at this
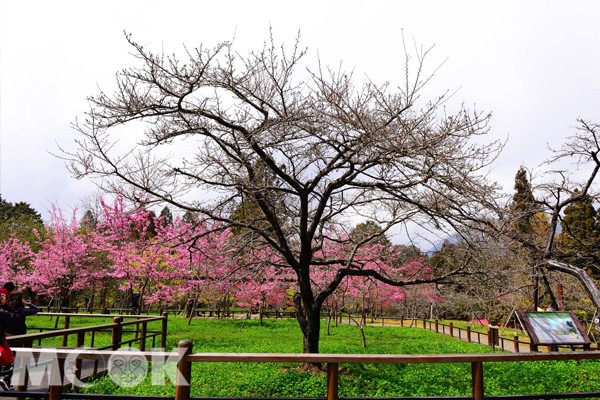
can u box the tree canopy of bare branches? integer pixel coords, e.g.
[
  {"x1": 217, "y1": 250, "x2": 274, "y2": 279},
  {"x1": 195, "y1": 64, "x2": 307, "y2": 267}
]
[{"x1": 65, "y1": 32, "x2": 503, "y2": 352}]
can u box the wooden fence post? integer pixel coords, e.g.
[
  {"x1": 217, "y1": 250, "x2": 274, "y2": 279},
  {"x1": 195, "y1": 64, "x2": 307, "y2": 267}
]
[
  {"x1": 449, "y1": 322, "x2": 454, "y2": 337},
  {"x1": 471, "y1": 361, "x2": 484, "y2": 400},
  {"x1": 161, "y1": 313, "x2": 168, "y2": 349},
  {"x1": 175, "y1": 340, "x2": 193, "y2": 400},
  {"x1": 112, "y1": 317, "x2": 123, "y2": 350},
  {"x1": 327, "y1": 363, "x2": 339, "y2": 400},
  {"x1": 16, "y1": 340, "x2": 33, "y2": 393},
  {"x1": 487, "y1": 326, "x2": 499, "y2": 349},
  {"x1": 467, "y1": 326, "x2": 472, "y2": 343},
  {"x1": 140, "y1": 321, "x2": 148, "y2": 351},
  {"x1": 514, "y1": 332, "x2": 520, "y2": 353},
  {"x1": 62, "y1": 315, "x2": 71, "y2": 347},
  {"x1": 74, "y1": 332, "x2": 85, "y2": 391},
  {"x1": 48, "y1": 356, "x2": 65, "y2": 400},
  {"x1": 435, "y1": 319, "x2": 439, "y2": 333}
]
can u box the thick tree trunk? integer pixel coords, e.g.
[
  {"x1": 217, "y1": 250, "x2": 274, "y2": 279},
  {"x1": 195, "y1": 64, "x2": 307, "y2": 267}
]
[
  {"x1": 303, "y1": 311, "x2": 321, "y2": 353},
  {"x1": 293, "y1": 292, "x2": 321, "y2": 353}
]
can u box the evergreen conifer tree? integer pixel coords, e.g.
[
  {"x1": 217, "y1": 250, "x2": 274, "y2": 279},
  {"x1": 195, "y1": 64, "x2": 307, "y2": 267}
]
[
  {"x1": 512, "y1": 167, "x2": 537, "y2": 235},
  {"x1": 558, "y1": 189, "x2": 600, "y2": 277}
]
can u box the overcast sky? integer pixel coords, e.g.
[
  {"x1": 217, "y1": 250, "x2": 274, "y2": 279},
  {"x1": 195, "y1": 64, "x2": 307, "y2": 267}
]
[{"x1": 1, "y1": 0, "x2": 599, "y2": 223}]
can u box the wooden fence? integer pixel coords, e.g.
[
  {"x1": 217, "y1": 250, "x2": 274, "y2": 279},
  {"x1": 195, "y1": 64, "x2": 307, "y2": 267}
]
[
  {"x1": 10, "y1": 312, "x2": 168, "y2": 350},
  {"x1": 1, "y1": 314, "x2": 600, "y2": 399},
  {"x1": 422, "y1": 319, "x2": 527, "y2": 352},
  {"x1": 374, "y1": 317, "x2": 585, "y2": 353},
  {"x1": 4, "y1": 313, "x2": 168, "y2": 393},
  {"x1": 2, "y1": 341, "x2": 600, "y2": 400}
]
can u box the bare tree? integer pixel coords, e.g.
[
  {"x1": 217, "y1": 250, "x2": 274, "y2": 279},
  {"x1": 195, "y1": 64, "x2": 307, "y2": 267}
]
[
  {"x1": 65, "y1": 33, "x2": 502, "y2": 353},
  {"x1": 431, "y1": 231, "x2": 531, "y2": 324},
  {"x1": 500, "y1": 120, "x2": 600, "y2": 311}
]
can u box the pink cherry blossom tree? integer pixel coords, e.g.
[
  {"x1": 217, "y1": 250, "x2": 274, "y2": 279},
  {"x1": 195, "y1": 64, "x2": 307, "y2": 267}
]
[
  {"x1": 0, "y1": 236, "x2": 34, "y2": 287},
  {"x1": 96, "y1": 197, "x2": 191, "y2": 311},
  {"x1": 26, "y1": 206, "x2": 102, "y2": 308}
]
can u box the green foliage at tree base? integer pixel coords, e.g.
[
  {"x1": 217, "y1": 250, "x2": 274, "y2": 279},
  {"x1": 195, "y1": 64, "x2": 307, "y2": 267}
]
[{"x1": 73, "y1": 317, "x2": 600, "y2": 398}]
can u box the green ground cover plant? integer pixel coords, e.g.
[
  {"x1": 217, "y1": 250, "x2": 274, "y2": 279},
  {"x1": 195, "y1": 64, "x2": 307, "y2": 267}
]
[{"x1": 27, "y1": 315, "x2": 600, "y2": 397}]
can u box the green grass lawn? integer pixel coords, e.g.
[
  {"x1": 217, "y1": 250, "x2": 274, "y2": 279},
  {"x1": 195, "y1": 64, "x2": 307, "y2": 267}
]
[{"x1": 26, "y1": 315, "x2": 600, "y2": 397}]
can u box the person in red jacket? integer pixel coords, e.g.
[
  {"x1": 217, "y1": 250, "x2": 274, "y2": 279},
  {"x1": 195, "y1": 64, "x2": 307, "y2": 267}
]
[{"x1": 0, "y1": 287, "x2": 21, "y2": 391}]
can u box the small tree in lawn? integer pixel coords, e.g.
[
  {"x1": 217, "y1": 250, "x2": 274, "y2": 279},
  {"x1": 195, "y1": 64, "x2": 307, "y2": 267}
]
[{"x1": 68, "y1": 33, "x2": 502, "y2": 353}]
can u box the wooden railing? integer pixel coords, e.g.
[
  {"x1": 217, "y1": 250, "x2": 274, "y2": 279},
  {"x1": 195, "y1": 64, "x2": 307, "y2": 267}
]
[
  {"x1": 9, "y1": 313, "x2": 168, "y2": 350},
  {"x1": 41, "y1": 307, "x2": 300, "y2": 319},
  {"x1": 3, "y1": 341, "x2": 600, "y2": 400},
  {"x1": 3, "y1": 313, "x2": 168, "y2": 392},
  {"x1": 426, "y1": 319, "x2": 516, "y2": 351},
  {"x1": 421, "y1": 319, "x2": 590, "y2": 353},
  {"x1": 374, "y1": 317, "x2": 555, "y2": 352}
]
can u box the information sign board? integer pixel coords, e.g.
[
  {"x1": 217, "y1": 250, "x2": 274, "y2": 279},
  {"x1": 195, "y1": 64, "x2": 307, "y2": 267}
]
[{"x1": 518, "y1": 311, "x2": 590, "y2": 347}]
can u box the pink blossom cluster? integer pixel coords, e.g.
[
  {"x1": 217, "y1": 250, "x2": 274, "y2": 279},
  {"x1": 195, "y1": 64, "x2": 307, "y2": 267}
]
[{"x1": 0, "y1": 197, "x2": 440, "y2": 311}]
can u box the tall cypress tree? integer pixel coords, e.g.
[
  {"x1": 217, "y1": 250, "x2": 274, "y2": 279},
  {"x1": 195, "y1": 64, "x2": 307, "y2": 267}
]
[
  {"x1": 230, "y1": 159, "x2": 283, "y2": 238},
  {"x1": 80, "y1": 210, "x2": 97, "y2": 231},
  {"x1": 159, "y1": 206, "x2": 173, "y2": 227},
  {"x1": 510, "y1": 168, "x2": 558, "y2": 310},
  {"x1": 512, "y1": 166, "x2": 537, "y2": 235},
  {"x1": 349, "y1": 220, "x2": 392, "y2": 247}
]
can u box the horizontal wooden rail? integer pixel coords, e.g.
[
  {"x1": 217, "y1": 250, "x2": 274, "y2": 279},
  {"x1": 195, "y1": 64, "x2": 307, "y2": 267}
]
[
  {"x1": 185, "y1": 350, "x2": 600, "y2": 364},
  {"x1": 37, "y1": 312, "x2": 162, "y2": 319},
  {"x1": 12, "y1": 346, "x2": 600, "y2": 363},
  {"x1": 8, "y1": 315, "x2": 166, "y2": 344}
]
